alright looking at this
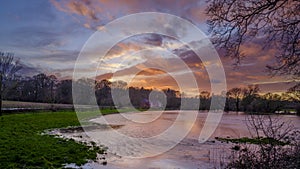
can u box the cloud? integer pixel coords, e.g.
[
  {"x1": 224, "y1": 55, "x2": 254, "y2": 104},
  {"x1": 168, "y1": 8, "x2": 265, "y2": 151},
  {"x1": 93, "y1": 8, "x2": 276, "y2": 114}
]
[
  {"x1": 136, "y1": 68, "x2": 166, "y2": 76},
  {"x1": 18, "y1": 62, "x2": 43, "y2": 77},
  {"x1": 141, "y1": 34, "x2": 163, "y2": 46},
  {"x1": 0, "y1": 0, "x2": 293, "y2": 93},
  {"x1": 252, "y1": 79, "x2": 300, "y2": 85},
  {"x1": 50, "y1": 0, "x2": 208, "y2": 30},
  {"x1": 9, "y1": 27, "x2": 65, "y2": 49},
  {"x1": 66, "y1": 1, "x2": 98, "y2": 20},
  {"x1": 257, "y1": 81, "x2": 299, "y2": 93}
]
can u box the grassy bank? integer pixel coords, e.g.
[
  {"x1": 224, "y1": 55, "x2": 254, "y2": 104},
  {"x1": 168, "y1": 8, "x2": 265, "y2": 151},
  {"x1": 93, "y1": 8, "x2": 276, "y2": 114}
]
[
  {"x1": 2, "y1": 101, "x2": 73, "y2": 110},
  {"x1": 215, "y1": 136, "x2": 288, "y2": 146},
  {"x1": 0, "y1": 111, "x2": 110, "y2": 168}
]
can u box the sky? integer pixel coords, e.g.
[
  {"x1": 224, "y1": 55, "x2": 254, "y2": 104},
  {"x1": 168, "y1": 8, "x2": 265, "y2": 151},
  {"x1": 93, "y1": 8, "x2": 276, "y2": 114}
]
[{"x1": 0, "y1": 0, "x2": 298, "y2": 95}]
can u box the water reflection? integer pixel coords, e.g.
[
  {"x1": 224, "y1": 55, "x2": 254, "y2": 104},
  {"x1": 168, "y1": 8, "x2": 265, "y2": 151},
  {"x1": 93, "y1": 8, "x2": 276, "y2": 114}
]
[{"x1": 52, "y1": 111, "x2": 300, "y2": 169}]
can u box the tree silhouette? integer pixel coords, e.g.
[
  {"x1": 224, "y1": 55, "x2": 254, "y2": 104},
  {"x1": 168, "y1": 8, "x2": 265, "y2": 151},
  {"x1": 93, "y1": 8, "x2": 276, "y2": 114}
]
[
  {"x1": 56, "y1": 79, "x2": 72, "y2": 104},
  {"x1": 288, "y1": 84, "x2": 300, "y2": 115},
  {"x1": 242, "y1": 85, "x2": 260, "y2": 111},
  {"x1": 206, "y1": 0, "x2": 299, "y2": 77},
  {"x1": 0, "y1": 52, "x2": 21, "y2": 115},
  {"x1": 227, "y1": 87, "x2": 243, "y2": 112}
]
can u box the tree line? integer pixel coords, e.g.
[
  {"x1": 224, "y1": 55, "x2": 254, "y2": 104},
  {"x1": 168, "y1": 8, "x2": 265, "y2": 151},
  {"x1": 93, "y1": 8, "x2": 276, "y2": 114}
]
[
  {"x1": 0, "y1": 52, "x2": 299, "y2": 114},
  {"x1": 2, "y1": 72, "x2": 299, "y2": 114}
]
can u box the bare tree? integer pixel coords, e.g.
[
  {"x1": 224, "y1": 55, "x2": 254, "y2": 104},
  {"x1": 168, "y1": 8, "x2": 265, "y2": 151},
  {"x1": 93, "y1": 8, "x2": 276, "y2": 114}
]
[
  {"x1": 48, "y1": 75, "x2": 58, "y2": 103},
  {"x1": 227, "y1": 87, "x2": 243, "y2": 112},
  {"x1": 206, "y1": 0, "x2": 300, "y2": 77},
  {"x1": 199, "y1": 91, "x2": 211, "y2": 110},
  {"x1": 242, "y1": 85, "x2": 260, "y2": 111},
  {"x1": 288, "y1": 83, "x2": 300, "y2": 101},
  {"x1": 261, "y1": 93, "x2": 284, "y2": 113},
  {"x1": 226, "y1": 115, "x2": 300, "y2": 168},
  {"x1": 287, "y1": 83, "x2": 300, "y2": 115},
  {"x1": 0, "y1": 52, "x2": 22, "y2": 115}
]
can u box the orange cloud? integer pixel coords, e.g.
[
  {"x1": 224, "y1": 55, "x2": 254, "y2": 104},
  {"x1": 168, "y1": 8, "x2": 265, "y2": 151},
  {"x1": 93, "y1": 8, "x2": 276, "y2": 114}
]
[
  {"x1": 66, "y1": 1, "x2": 98, "y2": 20},
  {"x1": 136, "y1": 68, "x2": 167, "y2": 76},
  {"x1": 50, "y1": 0, "x2": 207, "y2": 30}
]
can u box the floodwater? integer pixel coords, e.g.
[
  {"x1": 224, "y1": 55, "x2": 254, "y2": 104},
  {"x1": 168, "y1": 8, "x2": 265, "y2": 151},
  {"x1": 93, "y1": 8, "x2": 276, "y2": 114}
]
[{"x1": 50, "y1": 111, "x2": 300, "y2": 169}]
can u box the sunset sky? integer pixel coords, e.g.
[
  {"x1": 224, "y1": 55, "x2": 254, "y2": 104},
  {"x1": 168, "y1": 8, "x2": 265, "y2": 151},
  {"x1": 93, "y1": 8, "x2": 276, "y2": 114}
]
[{"x1": 0, "y1": 0, "x2": 298, "y2": 95}]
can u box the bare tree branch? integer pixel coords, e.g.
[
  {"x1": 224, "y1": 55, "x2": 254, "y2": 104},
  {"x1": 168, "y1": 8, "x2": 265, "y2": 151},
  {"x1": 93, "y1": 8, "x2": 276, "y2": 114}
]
[{"x1": 207, "y1": 0, "x2": 300, "y2": 77}]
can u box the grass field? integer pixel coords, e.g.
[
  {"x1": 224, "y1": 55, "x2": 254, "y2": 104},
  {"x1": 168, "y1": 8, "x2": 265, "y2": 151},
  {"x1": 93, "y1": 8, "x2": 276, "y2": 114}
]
[
  {"x1": 0, "y1": 101, "x2": 150, "y2": 168},
  {"x1": 0, "y1": 111, "x2": 109, "y2": 168},
  {"x1": 2, "y1": 100, "x2": 73, "y2": 110}
]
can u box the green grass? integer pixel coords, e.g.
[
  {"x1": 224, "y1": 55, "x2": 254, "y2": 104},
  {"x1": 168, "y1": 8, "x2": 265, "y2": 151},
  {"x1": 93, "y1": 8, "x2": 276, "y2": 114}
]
[
  {"x1": 77, "y1": 108, "x2": 149, "y2": 121},
  {"x1": 2, "y1": 100, "x2": 73, "y2": 110},
  {"x1": 0, "y1": 111, "x2": 107, "y2": 169},
  {"x1": 215, "y1": 136, "x2": 288, "y2": 145}
]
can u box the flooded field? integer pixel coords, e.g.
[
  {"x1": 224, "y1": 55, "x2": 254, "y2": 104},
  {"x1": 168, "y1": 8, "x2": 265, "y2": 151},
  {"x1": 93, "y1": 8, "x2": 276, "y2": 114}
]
[{"x1": 49, "y1": 111, "x2": 300, "y2": 169}]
